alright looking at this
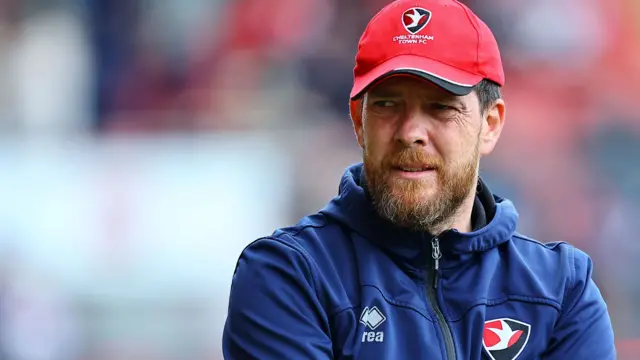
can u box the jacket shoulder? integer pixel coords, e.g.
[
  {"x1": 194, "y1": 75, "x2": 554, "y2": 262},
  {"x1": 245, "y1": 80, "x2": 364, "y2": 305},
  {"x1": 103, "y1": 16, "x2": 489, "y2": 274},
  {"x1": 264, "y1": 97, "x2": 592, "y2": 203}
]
[
  {"x1": 510, "y1": 231, "x2": 589, "y2": 267},
  {"x1": 507, "y1": 232, "x2": 594, "y2": 310},
  {"x1": 249, "y1": 213, "x2": 357, "y2": 311},
  {"x1": 510, "y1": 235, "x2": 614, "y2": 358},
  {"x1": 271, "y1": 213, "x2": 355, "y2": 261}
]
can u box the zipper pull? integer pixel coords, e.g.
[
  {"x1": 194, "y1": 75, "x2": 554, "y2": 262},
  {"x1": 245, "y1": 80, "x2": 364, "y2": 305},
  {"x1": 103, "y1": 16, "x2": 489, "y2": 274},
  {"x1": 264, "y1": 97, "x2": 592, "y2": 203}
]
[{"x1": 431, "y1": 236, "x2": 442, "y2": 289}]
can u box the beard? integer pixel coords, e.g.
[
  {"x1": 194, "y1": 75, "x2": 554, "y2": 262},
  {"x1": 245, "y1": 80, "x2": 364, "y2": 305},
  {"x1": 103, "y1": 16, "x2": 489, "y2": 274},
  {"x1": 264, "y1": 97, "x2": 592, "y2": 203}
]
[{"x1": 363, "y1": 143, "x2": 479, "y2": 233}]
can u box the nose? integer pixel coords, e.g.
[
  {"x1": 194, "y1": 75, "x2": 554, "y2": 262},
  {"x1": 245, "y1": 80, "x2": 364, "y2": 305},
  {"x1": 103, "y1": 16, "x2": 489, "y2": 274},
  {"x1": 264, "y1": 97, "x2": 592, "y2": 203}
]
[{"x1": 394, "y1": 107, "x2": 430, "y2": 147}]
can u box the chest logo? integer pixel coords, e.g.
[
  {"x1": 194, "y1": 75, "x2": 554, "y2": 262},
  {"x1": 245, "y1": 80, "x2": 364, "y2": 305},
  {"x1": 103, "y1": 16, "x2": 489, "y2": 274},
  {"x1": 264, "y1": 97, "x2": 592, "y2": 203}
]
[
  {"x1": 483, "y1": 318, "x2": 531, "y2": 360},
  {"x1": 360, "y1": 306, "x2": 386, "y2": 343}
]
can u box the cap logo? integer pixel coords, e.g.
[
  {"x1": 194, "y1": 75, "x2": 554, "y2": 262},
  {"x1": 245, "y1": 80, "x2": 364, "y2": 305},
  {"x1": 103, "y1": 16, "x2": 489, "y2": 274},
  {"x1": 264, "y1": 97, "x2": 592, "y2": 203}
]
[{"x1": 402, "y1": 8, "x2": 432, "y2": 35}]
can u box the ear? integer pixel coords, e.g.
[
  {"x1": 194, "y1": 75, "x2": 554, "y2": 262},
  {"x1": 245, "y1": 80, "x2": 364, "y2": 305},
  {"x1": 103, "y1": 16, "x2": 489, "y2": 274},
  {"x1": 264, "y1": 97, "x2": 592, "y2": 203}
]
[
  {"x1": 478, "y1": 98, "x2": 506, "y2": 156},
  {"x1": 350, "y1": 99, "x2": 365, "y2": 148}
]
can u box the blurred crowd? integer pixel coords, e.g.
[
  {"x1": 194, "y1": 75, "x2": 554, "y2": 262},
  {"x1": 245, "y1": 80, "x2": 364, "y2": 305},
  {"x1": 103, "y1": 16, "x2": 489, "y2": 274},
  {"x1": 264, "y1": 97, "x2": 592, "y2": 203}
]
[{"x1": 0, "y1": 0, "x2": 639, "y2": 359}]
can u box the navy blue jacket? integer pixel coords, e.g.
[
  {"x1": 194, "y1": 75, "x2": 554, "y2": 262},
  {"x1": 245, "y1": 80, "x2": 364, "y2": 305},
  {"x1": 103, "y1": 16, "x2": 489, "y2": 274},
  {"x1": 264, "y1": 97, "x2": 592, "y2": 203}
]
[{"x1": 223, "y1": 163, "x2": 615, "y2": 359}]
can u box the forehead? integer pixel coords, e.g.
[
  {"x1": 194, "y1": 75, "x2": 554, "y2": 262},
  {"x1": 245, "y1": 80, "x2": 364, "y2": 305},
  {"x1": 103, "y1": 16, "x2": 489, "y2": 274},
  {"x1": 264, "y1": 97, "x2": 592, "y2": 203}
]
[{"x1": 367, "y1": 75, "x2": 464, "y2": 100}]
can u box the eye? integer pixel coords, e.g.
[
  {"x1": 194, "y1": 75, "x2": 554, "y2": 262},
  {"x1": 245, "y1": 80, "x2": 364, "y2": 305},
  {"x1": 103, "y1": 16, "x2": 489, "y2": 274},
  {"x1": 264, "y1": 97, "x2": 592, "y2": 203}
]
[
  {"x1": 432, "y1": 103, "x2": 456, "y2": 111},
  {"x1": 373, "y1": 100, "x2": 397, "y2": 108},
  {"x1": 369, "y1": 100, "x2": 401, "y2": 116}
]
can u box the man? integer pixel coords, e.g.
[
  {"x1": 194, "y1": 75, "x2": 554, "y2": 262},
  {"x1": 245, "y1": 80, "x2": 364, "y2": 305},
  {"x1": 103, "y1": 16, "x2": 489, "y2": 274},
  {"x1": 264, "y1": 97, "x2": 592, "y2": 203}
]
[{"x1": 222, "y1": 0, "x2": 616, "y2": 359}]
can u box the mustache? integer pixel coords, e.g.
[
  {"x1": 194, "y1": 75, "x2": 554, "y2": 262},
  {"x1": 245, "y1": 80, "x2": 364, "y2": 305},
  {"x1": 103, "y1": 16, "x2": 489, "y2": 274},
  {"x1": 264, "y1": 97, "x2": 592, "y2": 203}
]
[{"x1": 384, "y1": 148, "x2": 444, "y2": 169}]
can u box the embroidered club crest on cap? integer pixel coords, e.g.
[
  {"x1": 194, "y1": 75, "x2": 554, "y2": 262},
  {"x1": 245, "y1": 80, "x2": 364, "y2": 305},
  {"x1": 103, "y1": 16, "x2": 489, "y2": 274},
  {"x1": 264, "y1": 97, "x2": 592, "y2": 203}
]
[{"x1": 402, "y1": 7, "x2": 432, "y2": 34}]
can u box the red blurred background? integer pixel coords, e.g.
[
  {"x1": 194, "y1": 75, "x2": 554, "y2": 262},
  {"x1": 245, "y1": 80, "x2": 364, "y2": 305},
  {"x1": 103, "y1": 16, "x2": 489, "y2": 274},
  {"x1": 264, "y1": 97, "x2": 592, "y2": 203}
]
[{"x1": 0, "y1": 0, "x2": 638, "y2": 358}]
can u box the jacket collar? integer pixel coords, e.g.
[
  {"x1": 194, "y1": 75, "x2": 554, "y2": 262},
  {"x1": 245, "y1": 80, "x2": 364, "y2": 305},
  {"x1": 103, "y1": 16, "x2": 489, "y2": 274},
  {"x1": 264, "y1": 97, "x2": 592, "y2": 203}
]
[{"x1": 320, "y1": 163, "x2": 519, "y2": 271}]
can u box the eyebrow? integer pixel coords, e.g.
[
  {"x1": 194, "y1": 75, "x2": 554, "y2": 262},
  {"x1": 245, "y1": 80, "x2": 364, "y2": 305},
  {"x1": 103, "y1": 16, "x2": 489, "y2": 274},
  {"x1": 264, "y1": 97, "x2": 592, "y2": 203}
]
[
  {"x1": 369, "y1": 89, "x2": 466, "y2": 107},
  {"x1": 368, "y1": 89, "x2": 402, "y2": 98},
  {"x1": 439, "y1": 97, "x2": 466, "y2": 108}
]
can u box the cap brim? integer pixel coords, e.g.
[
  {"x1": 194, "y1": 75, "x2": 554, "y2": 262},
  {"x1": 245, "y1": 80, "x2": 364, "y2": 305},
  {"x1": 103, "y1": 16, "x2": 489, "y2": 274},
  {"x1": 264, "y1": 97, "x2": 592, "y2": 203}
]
[{"x1": 350, "y1": 54, "x2": 484, "y2": 99}]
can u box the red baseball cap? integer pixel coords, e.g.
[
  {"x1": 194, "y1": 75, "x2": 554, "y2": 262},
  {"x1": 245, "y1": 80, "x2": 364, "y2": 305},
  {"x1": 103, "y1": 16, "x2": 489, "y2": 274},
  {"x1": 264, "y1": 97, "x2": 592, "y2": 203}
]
[{"x1": 350, "y1": 0, "x2": 504, "y2": 99}]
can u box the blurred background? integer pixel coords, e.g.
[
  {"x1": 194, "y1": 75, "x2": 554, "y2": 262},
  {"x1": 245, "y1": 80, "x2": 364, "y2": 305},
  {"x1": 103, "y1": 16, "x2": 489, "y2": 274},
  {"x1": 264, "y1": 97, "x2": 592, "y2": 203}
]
[{"x1": 0, "y1": 0, "x2": 639, "y2": 359}]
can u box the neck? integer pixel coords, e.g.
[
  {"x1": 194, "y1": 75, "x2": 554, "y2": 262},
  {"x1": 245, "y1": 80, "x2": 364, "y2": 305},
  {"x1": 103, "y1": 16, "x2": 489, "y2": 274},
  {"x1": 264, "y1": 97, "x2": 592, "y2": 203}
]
[
  {"x1": 433, "y1": 181, "x2": 478, "y2": 234},
  {"x1": 447, "y1": 193, "x2": 476, "y2": 233}
]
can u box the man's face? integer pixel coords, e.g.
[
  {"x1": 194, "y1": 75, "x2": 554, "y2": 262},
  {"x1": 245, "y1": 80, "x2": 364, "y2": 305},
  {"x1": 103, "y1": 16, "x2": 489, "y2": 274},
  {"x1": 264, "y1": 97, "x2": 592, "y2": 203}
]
[{"x1": 355, "y1": 76, "x2": 492, "y2": 232}]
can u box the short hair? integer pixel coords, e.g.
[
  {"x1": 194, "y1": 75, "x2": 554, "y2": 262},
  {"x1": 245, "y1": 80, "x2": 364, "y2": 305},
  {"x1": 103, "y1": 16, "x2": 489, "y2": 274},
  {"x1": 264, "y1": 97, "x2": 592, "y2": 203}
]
[{"x1": 474, "y1": 79, "x2": 502, "y2": 114}]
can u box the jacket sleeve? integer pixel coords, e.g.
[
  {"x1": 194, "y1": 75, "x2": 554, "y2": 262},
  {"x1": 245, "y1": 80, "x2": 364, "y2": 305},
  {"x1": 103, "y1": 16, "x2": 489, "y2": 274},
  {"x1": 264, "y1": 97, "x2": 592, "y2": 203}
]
[
  {"x1": 542, "y1": 247, "x2": 616, "y2": 359},
  {"x1": 222, "y1": 237, "x2": 333, "y2": 359}
]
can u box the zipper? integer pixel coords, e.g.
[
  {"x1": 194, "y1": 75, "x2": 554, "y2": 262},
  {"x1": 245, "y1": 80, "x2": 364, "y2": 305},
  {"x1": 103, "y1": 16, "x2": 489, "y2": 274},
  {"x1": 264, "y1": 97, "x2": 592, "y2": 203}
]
[{"x1": 426, "y1": 236, "x2": 456, "y2": 360}]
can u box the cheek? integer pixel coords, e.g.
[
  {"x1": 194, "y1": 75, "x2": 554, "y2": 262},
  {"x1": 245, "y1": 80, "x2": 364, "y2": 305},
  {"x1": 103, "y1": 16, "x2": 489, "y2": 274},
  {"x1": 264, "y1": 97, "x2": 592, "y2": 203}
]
[
  {"x1": 363, "y1": 127, "x2": 392, "y2": 161},
  {"x1": 455, "y1": 136, "x2": 480, "y2": 164},
  {"x1": 436, "y1": 132, "x2": 477, "y2": 165}
]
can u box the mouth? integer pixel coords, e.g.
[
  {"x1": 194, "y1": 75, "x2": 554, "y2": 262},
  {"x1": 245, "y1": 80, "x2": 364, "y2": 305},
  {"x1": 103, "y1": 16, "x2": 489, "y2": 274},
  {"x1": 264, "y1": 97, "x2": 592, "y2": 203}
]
[
  {"x1": 391, "y1": 165, "x2": 437, "y2": 178},
  {"x1": 396, "y1": 167, "x2": 434, "y2": 172},
  {"x1": 393, "y1": 164, "x2": 436, "y2": 172}
]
